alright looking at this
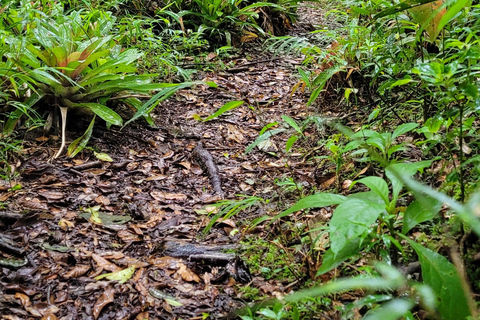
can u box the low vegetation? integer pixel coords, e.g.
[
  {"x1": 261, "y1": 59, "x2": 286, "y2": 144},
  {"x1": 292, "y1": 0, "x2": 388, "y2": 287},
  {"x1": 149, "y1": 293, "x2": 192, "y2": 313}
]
[{"x1": 1, "y1": 0, "x2": 480, "y2": 319}]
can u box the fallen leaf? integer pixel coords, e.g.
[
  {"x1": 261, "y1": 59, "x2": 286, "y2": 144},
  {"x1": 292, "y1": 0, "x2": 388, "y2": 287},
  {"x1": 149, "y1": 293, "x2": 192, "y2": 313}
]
[
  {"x1": 177, "y1": 263, "x2": 200, "y2": 282},
  {"x1": 93, "y1": 286, "x2": 115, "y2": 319},
  {"x1": 151, "y1": 191, "x2": 187, "y2": 201},
  {"x1": 14, "y1": 292, "x2": 31, "y2": 307},
  {"x1": 92, "y1": 253, "x2": 121, "y2": 272},
  {"x1": 95, "y1": 266, "x2": 135, "y2": 284},
  {"x1": 64, "y1": 265, "x2": 91, "y2": 278}
]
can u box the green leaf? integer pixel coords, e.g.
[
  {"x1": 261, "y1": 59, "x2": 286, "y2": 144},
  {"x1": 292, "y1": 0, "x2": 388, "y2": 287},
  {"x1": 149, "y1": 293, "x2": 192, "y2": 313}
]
[
  {"x1": 272, "y1": 193, "x2": 347, "y2": 222},
  {"x1": 392, "y1": 123, "x2": 419, "y2": 140},
  {"x1": 389, "y1": 78, "x2": 414, "y2": 89},
  {"x1": 373, "y1": 0, "x2": 439, "y2": 19},
  {"x1": 402, "y1": 198, "x2": 442, "y2": 234},
  {"x1": 401, "y1": 236, "x2": 472, "y2": 320},
  {"x1": 283, "y1": 274, "x2": 404, "y2": 303},
  {"x1": 245, "y1": 128, "x2": 286, "y2": 154},
  {"x1": 364, "y1": 298, "x2": 415, "y2": 320},
  {"x1": 281, "y1": 115, "x2": 302, "y2": 134},
  {"x1": 94, "y1": 151, "x2": 113, "y2": 162},
  {"x1": 67, "y1": 116, "x2": 95, "y2": 158},
  {"x1": 316, "y1": 240, "x2": 360, "y2": 275},
  {"x1": 124, "y1": 82, "x2": 195, "y2": 126},
  {"x1": 329, "y1": 193, "x2": 385, "y2": 254},
  {"x1": 202, "y1": 100, "x2": 244, "y2": 121},
  {"x1": 353, "y1": 176, "x2": 390, "y2": 205},
  {"x1": 79, "y1": 103, "x2": 123, "y2": 126},
  {"x1": 438, "y1": 0, "x2": 471, "y2": 31},
  {"x1": 285, "y1": 135, "x2": 298, "y2": 152},
  {"x1": 95, "y1": 265, "x2": 135, "y2": 284}
]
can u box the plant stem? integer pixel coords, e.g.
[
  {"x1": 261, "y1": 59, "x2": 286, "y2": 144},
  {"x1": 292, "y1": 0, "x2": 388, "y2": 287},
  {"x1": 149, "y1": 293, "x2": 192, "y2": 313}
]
[{"x1": 54, "y1": 106, "x2": 68, "y2": 159}]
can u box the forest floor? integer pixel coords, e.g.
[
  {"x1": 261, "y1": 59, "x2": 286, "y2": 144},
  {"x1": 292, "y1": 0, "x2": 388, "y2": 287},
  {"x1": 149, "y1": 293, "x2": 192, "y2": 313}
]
[{"x1": 0, "y1": 3, "x2": 360, "y2": 320}]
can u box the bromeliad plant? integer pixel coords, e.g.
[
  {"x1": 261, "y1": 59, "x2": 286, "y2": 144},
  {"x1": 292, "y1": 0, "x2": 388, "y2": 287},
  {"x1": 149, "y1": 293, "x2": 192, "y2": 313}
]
[{"x1": 8, "y1": 10, "x2": 192, "y2": 157}]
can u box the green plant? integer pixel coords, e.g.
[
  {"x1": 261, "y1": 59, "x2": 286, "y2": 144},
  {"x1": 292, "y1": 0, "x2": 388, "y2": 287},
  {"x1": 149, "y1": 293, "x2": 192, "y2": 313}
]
[
  {"x1": 201, "y1": 195, "x2": 265, "y2": 234},
  {"x1": 6, "y1": 10, "x2": 195, "y2": 157},
  {"x1": 346, "y1": 123, "x2": 419, "y2": 164}
]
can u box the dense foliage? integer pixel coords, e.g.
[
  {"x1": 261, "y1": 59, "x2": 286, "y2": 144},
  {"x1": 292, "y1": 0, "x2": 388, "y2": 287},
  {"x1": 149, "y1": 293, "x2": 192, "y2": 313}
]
[{"x1": 1, "y1": 0, "x2": 480, "y2": 319}]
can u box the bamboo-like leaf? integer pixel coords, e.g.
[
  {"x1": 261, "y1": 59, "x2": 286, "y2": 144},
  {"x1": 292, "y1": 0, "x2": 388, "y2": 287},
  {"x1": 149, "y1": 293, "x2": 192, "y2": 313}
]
[{"x1": 200, "y1": 100, "x2": 244, "y2": 122}]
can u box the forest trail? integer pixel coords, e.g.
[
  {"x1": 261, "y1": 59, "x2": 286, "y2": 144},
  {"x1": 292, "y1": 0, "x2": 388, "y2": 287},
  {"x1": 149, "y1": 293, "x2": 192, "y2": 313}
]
[{"x1": 0, "y1": 3, "x2": 347, "y2": 319}]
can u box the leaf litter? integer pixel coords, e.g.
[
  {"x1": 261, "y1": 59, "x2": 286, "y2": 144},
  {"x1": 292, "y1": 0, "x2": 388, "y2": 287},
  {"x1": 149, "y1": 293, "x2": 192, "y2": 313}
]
[{"x1": 0, "y1": 3, "x2": 367, "y2": 320}]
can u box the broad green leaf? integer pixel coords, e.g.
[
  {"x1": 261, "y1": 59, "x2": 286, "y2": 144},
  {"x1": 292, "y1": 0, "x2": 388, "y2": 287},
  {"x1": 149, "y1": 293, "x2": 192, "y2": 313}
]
[
  {"x1": 392, "y1": 123, "x2": 419, "y2": 140},
  {"x1": 272, "y1": 193, "x2": 347, "y2": 222},
  {"x1": 297, "y1": 68, "x2": 311, "y2": 88},
  {"x1": 329, "y1": 192, "x2": 385, "y2": 254},
  {"x1": 202, "y1": 100, "x2": 244, "y2": 121},
  {"x1": 401, "y1": 236, "x2": 472, "y2": 320},
  {"x1": 95, "y1": 265, "x2": 135, "y2": 284},
  {"x1": 390, "y1": 78, "x2": 414, "y2": 89},
  {"x1": 316, "y1": 240, "x2": 360, "y2": 275},
  {"x1": 438, "y1": 0, "x2": 472, "y2": 31},
  {"x1": 285, "y1": 135, "x2": 298, "y2": 152},
  {"x1": 281, "y1": 115, "x2": 302, "y2": 134},
  {"x1": 353, "y1": 176, "x2": 390, "y2": 205},
  {"x1": 364, "y1": 298, "x2": 415, "y2": 320},
  {"x1": 386, "y1": 160, "x2": 434, "y2": 204},
  {"x1": 374, "y1": 0, "x2": 437, "y2": 19},
  {"x1": 67, "y1": 116, "x2": 95, "y2": 157},
  {"x1": 402, "y1": 198, "x2": 441, "y2": 234},
  {"x1": 79, "y1": 103, "x2": 123, "y2": 126}
]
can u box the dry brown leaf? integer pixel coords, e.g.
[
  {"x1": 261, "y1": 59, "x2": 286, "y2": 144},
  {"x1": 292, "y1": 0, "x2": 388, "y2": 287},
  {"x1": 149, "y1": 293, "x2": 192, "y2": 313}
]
[
  {"x1": 95, "y1": 195, "x2": 111, "y2": 206},
  {"x1": 64, "y1": 265, "x2": 91, "y2": 278},
  {"x1": 41, "y1": 314, "x2": 58, "y2": 320},
  {"x1": 136, "y1": 311, "x2": 149, "y2": 320},
  {"x1": 177, "y1": 263, "x2": 200, "y2": 283},
  {"x1": 58, "y1": 218, "x2": 75, "y2": 231},
  {"x1": 151, "y1": 191, "x2": 187, "y2": 201},
  {"x1": 117, "y1": 229, "x2": 142, "y2": 242},
  {"x1": 148, "y1": 256, "x2": 181, "y2": 269},
  {"x1": 93, "y1": 286, "x2": 115, "y2": 319},
  {"x1": 38, "y1": 189, "x2": 64, "y2": 200},
  {"x1": 91, "y1": 253, "x2": 121, "y2": 272},
  {"x1": 14, "y1": 292, "x2": 31, "y2": 307},
  {"x1": 409, "y1": 0, "x2": 446, "y2": 41}
]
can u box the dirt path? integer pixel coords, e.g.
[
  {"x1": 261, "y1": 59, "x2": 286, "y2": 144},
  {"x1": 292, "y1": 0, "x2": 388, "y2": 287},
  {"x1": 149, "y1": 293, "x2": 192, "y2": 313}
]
[{"x1": 0, "y1": 4, "x2": 342, "y2": 319}]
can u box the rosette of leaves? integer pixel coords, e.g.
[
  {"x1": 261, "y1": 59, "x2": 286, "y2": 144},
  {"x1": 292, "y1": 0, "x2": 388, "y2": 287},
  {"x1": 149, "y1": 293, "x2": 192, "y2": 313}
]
[{"x1": 10, "y1": 11, "x2": 191, "y2": 158}]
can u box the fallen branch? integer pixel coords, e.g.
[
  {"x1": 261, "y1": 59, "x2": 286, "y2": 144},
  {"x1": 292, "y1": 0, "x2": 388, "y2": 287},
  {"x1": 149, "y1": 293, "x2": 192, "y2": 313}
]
[{"x1": 194, "y1": 142, "x2": 224, "y2": 196}]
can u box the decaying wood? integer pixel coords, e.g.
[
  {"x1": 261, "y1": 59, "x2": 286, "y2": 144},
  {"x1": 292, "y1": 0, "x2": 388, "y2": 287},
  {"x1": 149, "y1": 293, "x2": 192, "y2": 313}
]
[
  {"x1": 0, "y1": 235, "x2": 24, "y2": 255},
  {"x1": 193, "y1": 142, "x2": 224, "y2": 196},
  {"x1": 160, "y1": 240, "x2": 237, "y2": 262}
]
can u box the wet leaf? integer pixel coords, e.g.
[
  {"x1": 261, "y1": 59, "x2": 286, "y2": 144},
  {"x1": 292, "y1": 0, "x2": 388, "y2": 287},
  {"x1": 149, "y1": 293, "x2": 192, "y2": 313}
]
[
  {"x1": 149, "y1": 288, "x2": 183, "y2": 306},
  {"x1": 64, "y1": 265, "x2": 91, "y2": 278},
  {"x1": 92, "y1": 254, "x2": 122, "y2": 272},
  {"x1": 92, "y1": 286, "x2": 115, "y2": 319}
]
